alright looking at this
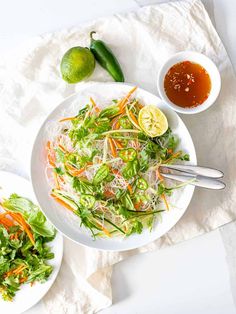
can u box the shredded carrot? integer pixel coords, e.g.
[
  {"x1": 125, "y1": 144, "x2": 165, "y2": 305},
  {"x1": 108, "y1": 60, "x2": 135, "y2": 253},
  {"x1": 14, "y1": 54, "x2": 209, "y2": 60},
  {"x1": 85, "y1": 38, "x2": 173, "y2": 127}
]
[
  {"x1": 51, "y1": 193, "x2": 75, "y2": 212},
  {"x1": 112, "y1": 116, "x2": 121, "y2": 130},
  {"x1": 10, "y1": 234, "x2": 16, "y2": 240},
  {"x1": 129, "y1": 110, "x2": 139, "y2": 126},
  {"x1": 47, "y1": 155, "x2": 56, "y2": 167},
  {"x1": 115, "y1": 121, "x2": 120, "y2": 129},
  {"x1": 119, "y1": 86, "x2": 137, "y2": 112},
  {"x1": 137, "y1": 102, "x2": 144, "y2": 109},
  {"x1": 66, "y1": 163, "x2": 86, "y2": 177},
  {"x1": 111, "y1": 115, "x2": 121, "y2": 129},
  {"x1": 14, "y1": 265, "x2": 27, "y2": 275},
  {"x1": 134, "y1": 201, "x2": 142, "y2": 210},
  {"x1": 156, "y1": 167, "x2": 164, "y2": 181},
  {"x1": 108, "y1": 138, "x2": 117, "y2": 157},
  {"x1": 161, "y1": 194, "x2": 169, "y2": 211},
  {"x1": 104, "y1": 190, "x2": 115, "y2": 198},
  {"x1": 0, "y1": 212, "x2": 8, "y2": 217},
  {"x1": 90, "y1": 97, "x2": 100, "y2": 113},
  {"x1": 127, "y1": 184, "x2": 133, "y2": 194},
  {"x1": 5, "y1": 264, "x2": 26, "y2": 278},
  {"x1": 59, "y1": 116, "x2": 77, "y2": 122},
  {"x1": 46, "y1": 141, "x2": 51, "y2": 150},
  {"x1": 111, "y1": 169, "x2": 119, "y2": 175},
  {"x1": 46, "y1": 141, "x2": 56, "y2": 167},
  {"x1": 18, "y1": 217, "x2": 35, "y2": 245},
  {"x1": 11, "y1": 230, "x2": 21, "y2": 240},
  {"x1": 113, "y1": 138, "x2": 123, "y2": 149},
  {"x1": 9, "y1": 232, "x2": 19, "y2": 240},
  {"x1": 53, "y1": 172, "x2": 60, "y2": 190},
  {"x1": 0, "y1": 217, "x2": 15, "y2": 228},
  {"x1": 164, "y1": 151, "x2": 181, "y2": 164},
  {"x1": 96, "y1": 221, "x2": 111, "y2": 237},
  {"x1": 19, "y1": 277, "x2": 28, "y2": 283},
  {"x1": 65, "y1": 162, "x2": 93, "y2": 177},
  {"x1": 58, "y1": 144, "x2": 68, "y2": 154},
  {"x1": 58, "y1": 175, "x2": 65, "y2": 184},
  {"x1": 7, "y1": 212, "x2": 35, "y2": 246}
]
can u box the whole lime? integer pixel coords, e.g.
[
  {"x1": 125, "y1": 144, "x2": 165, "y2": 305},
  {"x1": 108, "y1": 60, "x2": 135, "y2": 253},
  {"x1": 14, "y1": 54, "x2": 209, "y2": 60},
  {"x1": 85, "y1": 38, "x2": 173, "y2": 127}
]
[{"x1": 60, "y1": 47, "x2": 95, "y2": 83}]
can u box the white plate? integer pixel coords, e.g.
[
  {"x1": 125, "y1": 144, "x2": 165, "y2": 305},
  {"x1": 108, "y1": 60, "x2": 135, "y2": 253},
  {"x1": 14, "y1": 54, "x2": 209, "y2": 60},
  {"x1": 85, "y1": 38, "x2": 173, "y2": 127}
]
[
  {"x1": 0, "y1": 171, "x2": 63, "y2": 314},
  {"x1": 31, "y1": 82, "x2": 197, "y2": 251}
]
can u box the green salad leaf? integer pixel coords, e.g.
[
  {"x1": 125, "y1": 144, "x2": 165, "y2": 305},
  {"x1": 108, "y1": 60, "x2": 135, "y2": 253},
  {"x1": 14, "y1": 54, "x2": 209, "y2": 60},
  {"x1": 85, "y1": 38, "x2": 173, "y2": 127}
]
[
  {"x1": 2, "y1": 194, "x2": 55, "y2": 238},
  {"x1": 93, "y1": 164, "x2": 110, "y2": 184},
  {"x1": 0, "y1": 194, "x2": 56, "y2": 301}
]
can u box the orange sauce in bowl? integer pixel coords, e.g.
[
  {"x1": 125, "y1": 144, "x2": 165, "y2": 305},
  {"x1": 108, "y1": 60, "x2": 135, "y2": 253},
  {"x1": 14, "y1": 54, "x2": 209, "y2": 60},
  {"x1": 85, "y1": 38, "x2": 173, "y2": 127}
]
[{"x1": 164, "y1": 61, "x2": 211, "y2": 108}]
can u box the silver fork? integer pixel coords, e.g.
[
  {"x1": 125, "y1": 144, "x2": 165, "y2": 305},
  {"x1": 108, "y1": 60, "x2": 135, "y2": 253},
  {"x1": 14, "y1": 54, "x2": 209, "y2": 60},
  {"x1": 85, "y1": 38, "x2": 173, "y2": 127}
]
[{"x1": 160, "y1": 164, "x2": 225, "y2": 190}]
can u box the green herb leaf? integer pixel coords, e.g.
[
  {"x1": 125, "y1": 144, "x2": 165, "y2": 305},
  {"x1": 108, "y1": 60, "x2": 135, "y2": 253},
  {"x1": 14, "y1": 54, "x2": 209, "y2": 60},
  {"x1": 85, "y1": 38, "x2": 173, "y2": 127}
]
[
  {"x1": 122, "y1": 159, "x2": 140, "y2": 179},
  {"x1": 127, "y1": 221, "x2": 143, "y2": 235},
  {"x1": 73, "y1": 178, "x2": 94, "y2": 194},
  {"x1": 121, "y1": 193, "x2": 134, "y2": 211},
  {"x1": 93, "y1": 164, "x2": 110, "y2": 184},
  {"x1": 99, "y1": 104, "x2": 120, "y2": 118}
]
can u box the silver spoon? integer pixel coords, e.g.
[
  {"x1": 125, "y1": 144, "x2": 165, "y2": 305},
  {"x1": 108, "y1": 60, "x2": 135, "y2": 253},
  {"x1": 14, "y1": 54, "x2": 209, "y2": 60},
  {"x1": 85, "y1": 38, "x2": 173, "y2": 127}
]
[
  {"x1": 161, "y1": 173, "x2": 225, "y2": 190},
  {"x1": 160, "y1": 164, "x2": 223, "y2": 179}
]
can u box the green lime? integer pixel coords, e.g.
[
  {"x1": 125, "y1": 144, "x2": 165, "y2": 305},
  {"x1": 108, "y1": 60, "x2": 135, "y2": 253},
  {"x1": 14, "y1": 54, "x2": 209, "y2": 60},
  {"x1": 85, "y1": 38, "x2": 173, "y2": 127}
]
[
  {"x1": 138, "y1": 105, "x2": 168, "y2": 137},
  {"x1": 60, "y1": 47, "x2": 95, "y2": 83}
]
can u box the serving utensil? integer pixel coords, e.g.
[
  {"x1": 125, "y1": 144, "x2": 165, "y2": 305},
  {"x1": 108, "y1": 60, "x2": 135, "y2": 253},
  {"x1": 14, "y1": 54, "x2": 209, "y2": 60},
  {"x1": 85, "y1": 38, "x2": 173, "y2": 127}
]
[
  {"x1": 160, "y1": 164, "x2": 225, "y2": 190},
  {"x1": 160, "y1": 164, "x2": 223, "y2": 179},
  {"x1": 161, "y1": 173, "x2": 225, "y2": 190}
]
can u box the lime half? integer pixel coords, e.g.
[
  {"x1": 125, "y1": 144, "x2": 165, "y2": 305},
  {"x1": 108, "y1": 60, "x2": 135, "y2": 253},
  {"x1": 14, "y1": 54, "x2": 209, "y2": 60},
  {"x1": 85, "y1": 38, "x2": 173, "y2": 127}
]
[
  {"x1": 138, "y1": 105, "x2": 168, "y2": 137},
  {"x1": 60, "y1": 47, "x2": 95, "y2": 84}
]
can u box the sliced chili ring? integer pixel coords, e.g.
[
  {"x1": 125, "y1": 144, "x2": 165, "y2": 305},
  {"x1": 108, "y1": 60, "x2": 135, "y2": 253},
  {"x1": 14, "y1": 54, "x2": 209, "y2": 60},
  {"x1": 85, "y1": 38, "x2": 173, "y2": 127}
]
[{"x1": 119, "y1": 148, "x2": 137, "y2": 162}]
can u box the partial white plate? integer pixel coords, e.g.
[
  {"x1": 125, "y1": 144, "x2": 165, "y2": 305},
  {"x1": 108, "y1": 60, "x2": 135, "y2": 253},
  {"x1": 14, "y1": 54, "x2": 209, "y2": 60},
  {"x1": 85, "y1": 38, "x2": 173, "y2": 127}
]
[
  {"x1": 0, "y1": 171, "x2": 63, "y2": 314},
  {"x1": 31, "y1": 82, "x2": 197, "y2": 251}
]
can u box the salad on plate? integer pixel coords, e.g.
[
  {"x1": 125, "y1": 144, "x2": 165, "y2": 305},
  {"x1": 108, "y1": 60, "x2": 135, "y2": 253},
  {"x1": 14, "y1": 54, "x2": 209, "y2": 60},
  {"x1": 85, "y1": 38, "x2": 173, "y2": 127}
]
[
  {"x1": 46, "y1": 87, "x2": 189, "y2": 239},
  {"x1": 0, "y1": 194, "x2": 56, "y2": 301}
]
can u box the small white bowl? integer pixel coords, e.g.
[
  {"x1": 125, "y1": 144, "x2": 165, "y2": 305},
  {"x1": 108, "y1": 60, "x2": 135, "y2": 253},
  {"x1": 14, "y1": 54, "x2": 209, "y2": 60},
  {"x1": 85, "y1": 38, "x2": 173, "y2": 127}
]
[{"x1": 157, "y1": 51, "x2": 221, "y2": 114}]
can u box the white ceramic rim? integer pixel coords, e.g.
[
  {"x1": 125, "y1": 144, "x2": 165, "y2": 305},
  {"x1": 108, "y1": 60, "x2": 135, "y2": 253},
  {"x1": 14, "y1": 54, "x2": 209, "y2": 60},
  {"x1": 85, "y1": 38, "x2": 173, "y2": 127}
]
[
  {"x1": 30, "y1": 82, "x2": 197, "y2": 251},
  {"x1": 157, "y1": 51, "x2": 221, "y2": 114}
]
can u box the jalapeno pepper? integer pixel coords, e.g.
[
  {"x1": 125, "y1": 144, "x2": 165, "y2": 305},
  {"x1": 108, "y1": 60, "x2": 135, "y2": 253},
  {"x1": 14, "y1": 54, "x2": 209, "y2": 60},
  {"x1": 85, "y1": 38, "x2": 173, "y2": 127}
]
[
  {"x1": 90, "y1": 31, "x2": 124, "y2": 82},
  {"x1": 80, "y1": 194, "x2": 95, "y2": 209},
  {"x1": 93, "y1": 164, "x2": 110, "y2": 184},
  {"x1": 119, "y1": 116, "x2": 132, "y2": 129},
  {"x1": 119, "y1": 148, "x2": 137, "y2": 162},
  {"x1": 136, "y1": 177, "x2": 148, "y2": 190}
]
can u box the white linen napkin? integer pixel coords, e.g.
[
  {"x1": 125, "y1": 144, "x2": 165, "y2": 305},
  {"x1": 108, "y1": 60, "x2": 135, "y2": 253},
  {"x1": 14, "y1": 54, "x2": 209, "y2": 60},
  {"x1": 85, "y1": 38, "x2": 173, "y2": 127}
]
[{"x1": 0, "y1": 0, "x2": 236, "y2": 313}]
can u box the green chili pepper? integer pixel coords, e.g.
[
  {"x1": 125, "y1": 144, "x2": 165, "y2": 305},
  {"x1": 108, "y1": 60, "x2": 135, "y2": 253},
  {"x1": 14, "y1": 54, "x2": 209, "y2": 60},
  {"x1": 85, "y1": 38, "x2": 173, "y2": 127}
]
[
  {"x1": 90, "y1": 31, "x2": 124, "y2": 82},
  {"x1": 80, "y1": 194, "x2": 96, "y2": 209},
  {"x1": 93, "y1": 164, "x2": 110, "y2": 184},
  {"x1": 119, "y1": 116, "x2": 132, "y2": 129},
  {"x1": 136, "y1": 177, "x2": 148, "y2": 190},
  {"x1": 119, "y1": 148, "x2": 137, "y2": 162}
]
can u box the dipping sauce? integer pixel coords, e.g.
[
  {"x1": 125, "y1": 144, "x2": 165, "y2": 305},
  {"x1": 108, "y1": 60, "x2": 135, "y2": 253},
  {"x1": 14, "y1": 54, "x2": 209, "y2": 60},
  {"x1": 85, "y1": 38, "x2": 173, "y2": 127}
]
[{"x1": 164, "y1": 61, "x2": 211, "y2": 108}]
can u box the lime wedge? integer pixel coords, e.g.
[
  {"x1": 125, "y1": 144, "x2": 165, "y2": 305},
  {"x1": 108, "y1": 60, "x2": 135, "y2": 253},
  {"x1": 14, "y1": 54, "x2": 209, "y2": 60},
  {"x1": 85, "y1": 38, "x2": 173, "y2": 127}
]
[{"x1": 138, "y1": 105, "x2": 168, "y2": 137}]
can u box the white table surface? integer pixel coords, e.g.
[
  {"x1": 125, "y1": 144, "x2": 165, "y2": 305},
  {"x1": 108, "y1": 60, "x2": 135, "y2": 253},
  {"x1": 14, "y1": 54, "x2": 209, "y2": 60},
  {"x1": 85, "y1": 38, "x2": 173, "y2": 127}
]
[{"x1": 0, "y1": 1, "x2": 235, "y2": 313}]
